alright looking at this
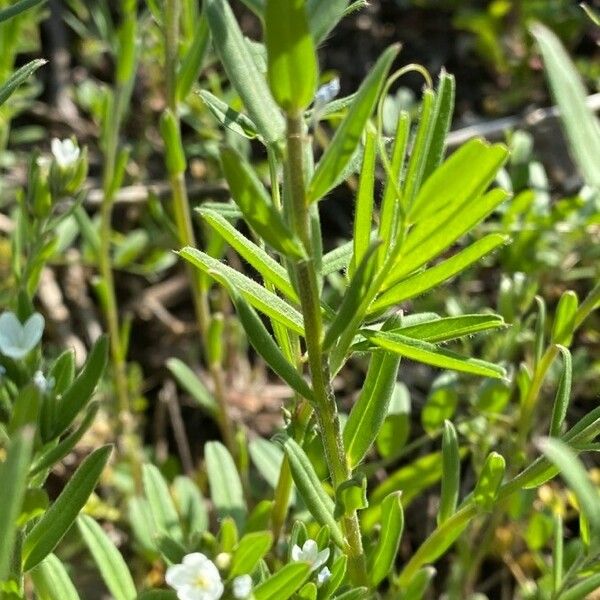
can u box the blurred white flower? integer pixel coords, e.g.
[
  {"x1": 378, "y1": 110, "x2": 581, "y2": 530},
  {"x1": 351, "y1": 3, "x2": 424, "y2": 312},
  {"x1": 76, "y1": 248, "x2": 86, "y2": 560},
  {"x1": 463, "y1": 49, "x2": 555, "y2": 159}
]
[
  {"x1": 314, "y1": 77, "x2": 340, "y2": 106},
  {"x1": 33, "y1": 370, "x2": 54, "y2": 393},
  {"x1": 291, "y1": 539, "x2": 330, "y2": 572},
  {"x1": 165, "y1": 553, "x2": 224, "y2": 600},
  {"x1": 232, "y1": 574, "x2": 252, "y2": 599},
  {"x1": 317, "y1": 566, "x2": 331, "y2": 587},
  {"x1": 51, "y1": 138, "x2": 80, "y2": 169}
]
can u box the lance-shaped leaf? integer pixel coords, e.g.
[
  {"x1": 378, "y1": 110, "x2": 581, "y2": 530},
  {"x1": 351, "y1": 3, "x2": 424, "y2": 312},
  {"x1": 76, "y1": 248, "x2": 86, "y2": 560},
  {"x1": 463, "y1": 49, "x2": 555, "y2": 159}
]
[
  {"x1": 308, "y1": 44, "x2": 400, "y2": 202},
  {"x1": 177, "y1": 15, "x2": 210, "y2": 102},
  {"x1": 0, "y1": 0, "x2": 45, "y2": 22},
  {"x1": 77, "y1": 515, "x2": 136, "y2": 600},
  {"x1": 199, "y1": 208, "x2": 298, "y2": 302},
  {"x1": 409, "y1": 138, "x2": 508, "y2": 222},
  {"x1": 23, "y1": 445, "x2": 112, "y2": 571},
  {"x1": 204, "y1": 0, "x2": 285, "y2": 143},
  {"x1": 142, "y1": 464, "x2": 183, "y2": 543},
  {"x1": 369, "y1": 492, "x2": 404, "y2": 587},
  {"x1": 376, "y1": 383, "x2": 411, "y2": 459},
  {"x1": 205, "y1": 442, "x2": 246, "y2": 529},
  {"x1": 274, "y1": 435, "x2": 345, "y2": 548},
  {"x1": 389, "y1": 188, "x2": 510, "y2": 284},
  {"x1": 385, "y1": 314, "x2": 506, "y2": 345},
  {"x1": 166, "y1": 358, "x2": 218, "y2": 417},
  {"x1": 307, "y1": 0, "x2": 349, "y2": 44},
  {"x1": 210, "y1": 271, "x2": 313, "y2": 401},
  {"x1": 50, "y1": 335, "x2": 108, "y2": 438},
  {"x1": 362, "y1": 329, "x2": 505, "y2": 379},
  {"x1": 198, "y1": 90, "x2": 259, "y2": 139},
  {"x1": 179, "y1": 247, "x2": 304, "y2": 335},
  {"x1": 473, "y1": 452, "x2": 505, "y2": 511},
  {"x1": 549, "y1": 346, "x2": 572, "y2": 437},
  {"x1": 350, "y1": 124, "x2": 377, "y2": 277},
  {"x1": 230, "y1": 531, "x2": 273, "y2": 576},
  {"x1": 538, "y1": 438, "x2": 600, "y2": 538},
  {"x1": 253, "y1": 562, "x2": 312, "y2": 600},
  {"x1": 0, "y1": 59, "x2": 46, "y2": 107},
  {"x1": 344, "y1": 351, "x2": 401, "y2": 469},
  {"x1": 551, "y1": 290, "x2": 578, "y2": 346},
  {"x1": 323, "y1": 241, "x2": 380, "y2": 351},
  {"x1": 401, "y1": 566, "x2": 436, "y2": 600},
  {"x1": 30, "y1": 554, "x2": 81, "y2": 600},
  {"x1": 438, "y1": 420, "x2": 460, "y2": 524},
  {"x1": 220, "y1": 146, "x2": 304, "y2": 258},
  {"x1": 373, "y1": 234, "x2": 508, "y2": 313},
  {"x1": 0, "y1": 427, "x2": 34, "y2": 582},
  {"x1": 265, "y1": 0, "x2": 318, "y2": 113},
  {"x1": 422, "y1": 70, "x2": 456, "y2": 181},
  {"x1": 531, "y1": 23, "x2": 600, "y2": 189}
]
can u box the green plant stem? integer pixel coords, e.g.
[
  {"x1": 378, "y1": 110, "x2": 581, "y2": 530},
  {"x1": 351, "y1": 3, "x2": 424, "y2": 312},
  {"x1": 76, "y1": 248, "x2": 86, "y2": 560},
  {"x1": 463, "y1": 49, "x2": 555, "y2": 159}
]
[
  {"x1": 164, "y1": 0, "x2": 237, "y2": 459},
  {"x1": 285, "y1": 113, "x2": 367, "y2": 585},
  {"x1": 99, "y1": 87, "x2": 129, "y2": 420}
]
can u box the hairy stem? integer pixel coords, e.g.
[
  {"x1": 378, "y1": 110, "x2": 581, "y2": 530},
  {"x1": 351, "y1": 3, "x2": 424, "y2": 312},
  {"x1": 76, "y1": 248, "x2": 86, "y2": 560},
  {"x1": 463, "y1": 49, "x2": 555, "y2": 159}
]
[{"x1": 285, "y1": 113, "x2": 367, "y2": 585}]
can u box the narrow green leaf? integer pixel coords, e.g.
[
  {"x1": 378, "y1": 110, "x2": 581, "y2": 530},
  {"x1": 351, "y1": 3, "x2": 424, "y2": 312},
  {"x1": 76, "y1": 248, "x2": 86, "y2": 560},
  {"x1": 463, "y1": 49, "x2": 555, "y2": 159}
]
[
  {"x1": 199, "y1": 208, "x2": 298, "y2": 302},
  {"x1": 179, "y1": 247, "x2": 304, "y2": 335},
  {"x1": 51, "y1": 335, "x2": 108, "y2": 438},
  {"x1": 323, "y1": 241, "x2": 380, "y2": 351},
  {"x1": 198, "y1": 90, "x2": 259, "y2": 139},
  {"x1": 210, "y1": 272, "x2": 313, "y2": 400},
  {"x1": 31, "y1": 402, "x2": 100, "y2": 476},
  {"x1": 319, "y1": 555, "x2": 347, "y2": 599},
  {"x1": 438, "y1": 420, "x2": 460, "y2": 524},
  {"x1": 230, "y1": 531, "x2": 273, "y2": 576},
  {"x1": 173, "y1": 476, "x2": 209, "y2": 536},
  {"x1": 531, "y1": 23, "x2": 600, "y2": 188},
  {"x1": 538, "y1": 438, "x2": 600, "y2": 535},
  {"x1": 0, "y1": 427, "x2": 34, "y2": 582},
  {"x1": 265, "y1": 0, "x2": 318, "y2": 113},
  {"x1": 401, "y1": 566, "x2": 436, "y2": 600},
  {"x1": 549, "y1": 346, "x2": 572, "y2": 437},
  {"x1": 422, "y1": 70, "x2": 456, "y2": 181},
  {"x1": 308, "y1": 44, "x2": 400, "y2": 202},
  {"x1": 344, "y1": 351, "x2": 401, "y2": 469},
  {"x1": 166, "y1": 358, "x2": 218, "y2": 417},
  {"x1": 376, "y1": 383, "x2": 411, "y2": 459},
  {"x1": 307, "y1": 0, "x2": 349, "y2": 43},
  {"x1": 560, "y1": 573, "x2": 600, "y2": 600},
  {"x1": 377, "y1": 111, "x2": 411, "y2": 263},
  {"x1": 369, "y1": 492, "x2": 404, "y2": 586},
  {"x1": 23, "y1": 445, "x2": 112, "y2": 571},
  {"x1": 176, "y1": 14, "x2": 210, "y2": 102},
  {"x1": 473, "y1": 452, "x2": 506, "y2": 511},
  {"x1": 253, "y1": 562, "x2": 312, "y2": 600},
  {"x1": 350, "y1": 124, "x2": 377, "y2": 277},
  {"x1": 205, "y1": 441, "x2": 246, "y2": 529},
  {"x1": 30, "y1": 554, "x2": 80, "y2": 600},
  {"x1": 551, "y1": 290, "x2": 579, "y2": 346},
  {"x1": 220, "y1": 146, "x2": 304, "y2": 258},
  {"x1": 249, "y1": 438, "x2": 296, "y2": 503},
  {"x1": 362, "y1": 329, "x2": 505, "y2": 379},
  {"x1": 380, "y1": 314, "x2": 506, "y2": 345},
  {"x1": 204, "y1": 0, "x2": 285, "y2": 143},
  {"x1": 142, "y1": 465, "x2": 183, "y2": 543},
  {"x1": 0, "y1": 0, "x2": 45, "y2": 23},
  {"x1": 389, "y1": 187, "x2": 510, "y2": 283},
  {"x1": 77, "y1": 515, "x2": 136, "y2": 600},
  {"x1": 322, "y1": 240, "x2": 353, "y2": 275},
  {"x1": 402, "y1": 89, "x2": 436, "y2": 211},
  {"x1": 274, "y1": 435, "x2": 345, "y2": 548},
  {"x1": 373, "y1": 234, "x2": 508, "y2": 313},
  {"x1": 0, "y1": 59, "x2": 46, "y2": 107},
  {"x1": 409, "y1": 138, "x2": 509, "y2": 222}
]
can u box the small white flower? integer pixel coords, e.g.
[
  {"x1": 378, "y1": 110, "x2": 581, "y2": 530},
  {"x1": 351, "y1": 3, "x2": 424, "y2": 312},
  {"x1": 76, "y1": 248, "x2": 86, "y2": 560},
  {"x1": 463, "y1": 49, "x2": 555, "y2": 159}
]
[
  {"x1": 317, "y1": 566, "x2": 331, "y2": 587},
  {"x1": 232, "y1": 574, "x2": 252, "y2": 599},
  {"x1": 291, "y1": 539, "x2": 330, "y2": 572},
  {"x1": 165, "y1": 553, "x2": 224, "y2": 600},
  {"x1": 51, "y1": 138, "x2": 80, "y2": 169},
  {"x1": 33, "y1": 370, "x2": 54, "y2": 393}
]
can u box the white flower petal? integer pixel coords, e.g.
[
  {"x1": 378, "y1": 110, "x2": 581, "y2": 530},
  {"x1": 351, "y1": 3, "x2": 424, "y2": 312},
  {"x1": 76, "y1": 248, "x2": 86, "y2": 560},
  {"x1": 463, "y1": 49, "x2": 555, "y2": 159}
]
[
  {"x1": 291, "y1": 544, "x2": 302, "y2": 562},
  {"x1": 183, "y1": 553, "x2": 210, "y2": 569},
  {"x1": 166, "y1": 564, "x2": 193, "y2": 588},
  {"x1": 302, "y1": 539, "x2": 318, "y2": 563},
  {"x1": 317, "y1": 566, "x2": 331, "y2": 586},
  {"x1": 232, "y1": 574, "x2": 252, "y2": 599},
  {"x1": 313, "y1": 548, "x2": 330, "y2": 572}
]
